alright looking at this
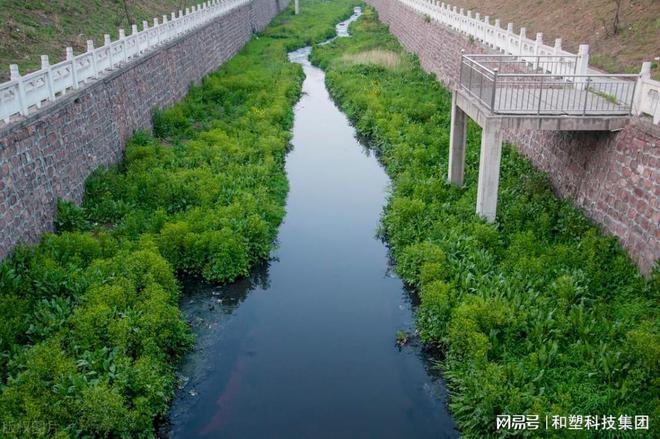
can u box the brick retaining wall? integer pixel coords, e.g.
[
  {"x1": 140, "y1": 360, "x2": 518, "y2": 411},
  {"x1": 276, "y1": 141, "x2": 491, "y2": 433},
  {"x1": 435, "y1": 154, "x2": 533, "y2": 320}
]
[
  {"x1": 367, "y1": 0, "x2": 658, "y2": 273},
  {"x1": 0, "y1": 0, "x2": 288, "y2": 259}
]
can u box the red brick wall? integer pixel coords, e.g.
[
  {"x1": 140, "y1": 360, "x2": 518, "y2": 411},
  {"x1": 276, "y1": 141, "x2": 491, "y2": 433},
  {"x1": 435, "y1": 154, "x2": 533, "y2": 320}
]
[
  {"x1": 0, "y1": 0, "x2": 288, "y2": 260},
  {"x1": 367, "y1": 0, "x2": 659, "y2": 274}
]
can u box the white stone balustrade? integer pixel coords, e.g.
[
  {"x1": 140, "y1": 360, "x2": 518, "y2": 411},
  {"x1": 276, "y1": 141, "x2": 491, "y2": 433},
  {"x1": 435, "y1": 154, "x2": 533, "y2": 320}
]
[
  {"x1": 635, "y1": 62, "x2": 660, "y2": 124},
  {"x1": 0, "y1": 0, "x2": 250, "y2": 124},
  {"x1": 399, "y1": 0, "x2": 660, "y2": 124}
]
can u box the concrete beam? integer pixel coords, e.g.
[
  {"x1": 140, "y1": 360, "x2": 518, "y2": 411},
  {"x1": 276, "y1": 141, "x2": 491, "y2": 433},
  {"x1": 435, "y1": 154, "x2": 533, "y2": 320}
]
[
  {"x1": 499, "y1": 115, "x2": 629, "y2": 132},
  {"x1": 448, "y1": 91, "x2": 467, "y2": 186},
  {"x1": 475, "y1": 119, "x2": 503, "y2": 222},
  {"x1": 455, "y1": 89, "x2": 630, "y2": 132}
]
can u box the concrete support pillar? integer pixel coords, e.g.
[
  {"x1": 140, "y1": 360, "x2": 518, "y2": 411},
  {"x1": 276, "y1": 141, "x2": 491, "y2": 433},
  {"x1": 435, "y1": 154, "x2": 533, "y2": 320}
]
[
  {"x1": 295, "y1": 0, "x2": 299, "y2": 15},
  {"x1": 475, "y1": 119, "x2": 503, "y2": 222},
  {"x1": 448, "y1": 92, "x2": 467, "y2": 186}
]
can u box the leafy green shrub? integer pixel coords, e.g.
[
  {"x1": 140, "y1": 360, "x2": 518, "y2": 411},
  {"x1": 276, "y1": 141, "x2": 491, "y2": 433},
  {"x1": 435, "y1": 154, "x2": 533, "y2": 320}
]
[
  {"x1": 54, "y1": 199, "x2": 90, "y2": 232},
  {"x1": 417, "y1": 280, "x2": 453, "y2": 344},
  {"x1": 153, "y1": 106, "x2": 192, "y2": 140},
  {"x1": 0, "y1": 245, "x2": 191, "y2": 437},
  {"x1": 396, "y1": 241, "x2": 447, "y2": 286}
]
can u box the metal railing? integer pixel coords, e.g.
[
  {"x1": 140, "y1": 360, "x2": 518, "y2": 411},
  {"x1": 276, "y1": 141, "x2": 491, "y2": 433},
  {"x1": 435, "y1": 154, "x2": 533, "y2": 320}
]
[{"x1": 459, "y1": 54, "x2": 638, "y2": 116}]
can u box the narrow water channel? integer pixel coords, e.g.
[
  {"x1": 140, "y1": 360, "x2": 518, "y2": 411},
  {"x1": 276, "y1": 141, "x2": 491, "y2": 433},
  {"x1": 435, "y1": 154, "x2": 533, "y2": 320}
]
[{"x1": 168, "y1": 10, "x2": 458, "y2": 438}]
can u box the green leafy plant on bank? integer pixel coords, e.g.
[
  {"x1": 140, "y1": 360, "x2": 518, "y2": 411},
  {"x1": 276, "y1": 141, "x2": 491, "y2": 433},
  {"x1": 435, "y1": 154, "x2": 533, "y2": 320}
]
[
  {"x1": 0, "y1": 1, "x2": 359, "y2": 437},
  {"x1": 312, "y1": 6, "x2": 658, "y2": 437}
]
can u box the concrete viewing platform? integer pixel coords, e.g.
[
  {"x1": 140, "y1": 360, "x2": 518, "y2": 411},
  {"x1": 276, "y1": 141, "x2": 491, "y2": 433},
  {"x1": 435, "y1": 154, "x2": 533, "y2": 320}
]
[{"x1": 449, "y1": 54, "x2": 638, "y2": 222}]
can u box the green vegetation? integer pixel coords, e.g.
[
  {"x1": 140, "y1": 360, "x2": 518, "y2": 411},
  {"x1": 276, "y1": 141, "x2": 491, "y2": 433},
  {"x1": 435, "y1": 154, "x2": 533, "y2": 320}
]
[
  {"x1": 313, "y1": 7, "x2": 659, "y2": 437},
  {"x1": 587, "y1": 86, "x2": 620, "y2": 105},
  {"x1": 0, "y1": 1, "x2": 357, "y2": 437},
  {"x1": 395, "y1": 329, "x2": 409, "y2": 347}
]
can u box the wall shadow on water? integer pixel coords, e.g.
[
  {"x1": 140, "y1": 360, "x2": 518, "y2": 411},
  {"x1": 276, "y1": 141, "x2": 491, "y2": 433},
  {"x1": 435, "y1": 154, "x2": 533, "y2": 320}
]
[{"x1": 162, "y1": 261, "x2": 274, "y2": 436}]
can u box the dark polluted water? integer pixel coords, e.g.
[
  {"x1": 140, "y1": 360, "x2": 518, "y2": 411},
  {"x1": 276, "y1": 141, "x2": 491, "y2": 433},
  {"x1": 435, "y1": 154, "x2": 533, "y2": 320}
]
[{"x1": 167, "y1": 10, "x2": 458, "y2": 438}]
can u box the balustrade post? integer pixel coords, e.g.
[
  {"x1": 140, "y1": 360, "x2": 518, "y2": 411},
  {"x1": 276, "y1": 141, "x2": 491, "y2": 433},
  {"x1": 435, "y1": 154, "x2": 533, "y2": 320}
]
[
  {"x1": 162, "y1": 16, "x2": 169, "y2": 41},
  {"x1": 475, "y1": 13, "x2": 480, "y2": 38},
  {"x1": 41, "y1": 55, "x2": 56, "y2": 102},
  {"x1": 534, "y1": 33, "x2": 542, "y2": 70},
  {"x1": 506, "y1": 23, "x2": 514, "y2": 54},
  {"x1": 10, "y1": 65, "x2": 29, "y2": 116},
  {"x1": 130, "y1": 25, "x2": 138, "y2": 56},
  {"x1": 553, "y1": 38, "x2": 562, "y2": 54},
  {"x1": 484, "y1": 16, "x2": 490, "y2": 45},
  {"x1": 553, "y1": 38, "x2": 562, "y2": 75},
  {"x1": 153, "y1": 18, "x2": 160, "y2": 44},
  {"x1": 86, "y1": 41, "x2": 98, "y2": 78},
  {"x1": 141, "y1": 21, "x2": 148, "y2": 52},
  {"x1": 66, "y1": 47, "x2": 79, "y2": 89},
  {"x1": 104, "y1": 34, "x2": 113, "y2": 67},
  {"x1": 576, "y1": 44, "x2": 589, "y2": 74},
  {"x1": 119, "y1": 29, "x2": 127, "y2": 62},
  {"x1": 518, "y1": 27, "x2": 526, "y2": 57}
]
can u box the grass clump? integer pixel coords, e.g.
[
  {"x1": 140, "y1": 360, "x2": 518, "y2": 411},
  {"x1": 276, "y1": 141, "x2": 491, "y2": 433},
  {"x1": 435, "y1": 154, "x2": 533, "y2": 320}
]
[
  {"x1": 313, "y1": 6, "x2": 658, "y2": 436},
  {"x1": 341, "y1": 49, "x2": 402, "y2": 69},
  {"x1": 0, "y1": 1, "x2": 358, "y2": 437}
]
